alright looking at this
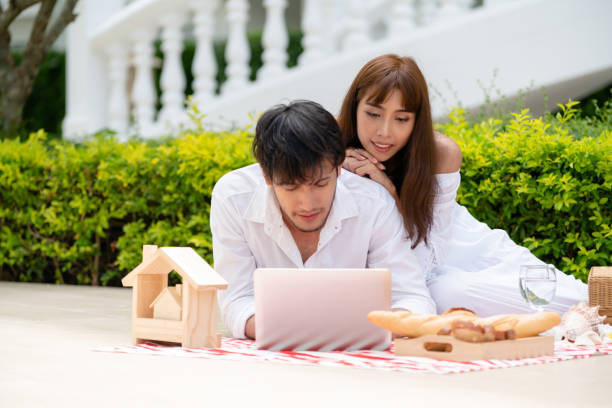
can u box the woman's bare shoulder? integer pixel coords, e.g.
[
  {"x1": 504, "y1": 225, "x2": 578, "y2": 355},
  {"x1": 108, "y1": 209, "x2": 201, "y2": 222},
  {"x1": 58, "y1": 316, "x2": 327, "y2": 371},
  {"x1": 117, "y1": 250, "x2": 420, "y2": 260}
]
[{"x1": 433, "y1": 131, "x2": 462, "y2": 173}]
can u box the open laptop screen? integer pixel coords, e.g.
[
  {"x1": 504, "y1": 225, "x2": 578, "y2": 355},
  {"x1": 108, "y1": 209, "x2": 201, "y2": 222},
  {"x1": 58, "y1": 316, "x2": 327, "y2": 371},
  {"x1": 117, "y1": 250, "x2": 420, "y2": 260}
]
[{"x1": 254, "y1": 268, "x2": 391, "y2": 351}]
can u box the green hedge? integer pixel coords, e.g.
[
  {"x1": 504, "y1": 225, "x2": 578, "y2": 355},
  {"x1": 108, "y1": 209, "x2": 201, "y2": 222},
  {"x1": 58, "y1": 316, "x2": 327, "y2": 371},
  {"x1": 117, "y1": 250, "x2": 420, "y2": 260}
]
[
  {"x1": 1, "y1": 102, "x2": 610, "y2": 285},
  {"x1": 0, "y1": 126, "x2": 255, "y2": 286},
  {"x1": 437, "y1": 101, "x2": 611, "y2": 282}
]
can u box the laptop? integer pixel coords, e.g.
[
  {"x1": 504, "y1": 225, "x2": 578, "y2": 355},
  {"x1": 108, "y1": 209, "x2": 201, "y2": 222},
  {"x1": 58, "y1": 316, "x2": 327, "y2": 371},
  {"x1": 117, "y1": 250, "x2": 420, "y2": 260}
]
[{"x1": 254, "y1": 268, "x2": 391, "y2": 351}]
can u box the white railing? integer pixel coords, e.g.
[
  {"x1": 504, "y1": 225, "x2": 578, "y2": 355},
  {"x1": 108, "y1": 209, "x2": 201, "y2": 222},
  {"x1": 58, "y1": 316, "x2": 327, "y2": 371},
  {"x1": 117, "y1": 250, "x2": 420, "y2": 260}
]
[{"x1": 64, "y1": 0, "x2": 512, "y2": 140}]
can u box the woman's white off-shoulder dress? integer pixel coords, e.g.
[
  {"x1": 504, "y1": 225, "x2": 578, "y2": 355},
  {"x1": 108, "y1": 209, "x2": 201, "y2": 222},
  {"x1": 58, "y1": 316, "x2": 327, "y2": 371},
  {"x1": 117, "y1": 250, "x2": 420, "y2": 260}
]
[{"x1": 415, "y1": 171, "x2": 588, "y2": 316}]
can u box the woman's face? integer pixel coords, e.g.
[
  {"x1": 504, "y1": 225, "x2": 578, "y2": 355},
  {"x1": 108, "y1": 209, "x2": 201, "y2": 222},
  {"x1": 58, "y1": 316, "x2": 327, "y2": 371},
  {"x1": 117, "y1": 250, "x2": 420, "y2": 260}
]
[{"x1": 356, "y1": 89, "x2": 416, "y2": 163}]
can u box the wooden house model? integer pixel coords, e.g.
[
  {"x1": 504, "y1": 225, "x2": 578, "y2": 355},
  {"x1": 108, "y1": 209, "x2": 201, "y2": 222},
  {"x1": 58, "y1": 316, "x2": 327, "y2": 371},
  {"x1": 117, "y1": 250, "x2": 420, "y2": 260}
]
[{"x1": 122, "y1": 245, "x2": 228, "y2": 348}]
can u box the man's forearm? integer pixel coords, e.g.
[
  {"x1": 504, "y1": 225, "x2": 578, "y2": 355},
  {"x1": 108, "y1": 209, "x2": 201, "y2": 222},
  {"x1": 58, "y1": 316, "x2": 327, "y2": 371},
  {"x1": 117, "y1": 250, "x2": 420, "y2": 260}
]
[{"x1": 245, "y1": 315, "x2": 256, "y2": 339}]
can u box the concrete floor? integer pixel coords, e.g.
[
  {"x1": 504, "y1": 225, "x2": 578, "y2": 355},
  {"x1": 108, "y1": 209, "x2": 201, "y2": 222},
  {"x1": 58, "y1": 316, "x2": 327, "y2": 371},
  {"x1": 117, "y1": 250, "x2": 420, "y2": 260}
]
[{"x1": 0, "y1": 281, "x2": 609, "y2": 407}]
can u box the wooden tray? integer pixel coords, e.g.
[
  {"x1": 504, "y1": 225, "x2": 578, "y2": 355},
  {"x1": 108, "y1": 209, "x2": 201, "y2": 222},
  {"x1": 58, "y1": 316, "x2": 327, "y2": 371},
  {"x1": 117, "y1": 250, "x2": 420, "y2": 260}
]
[{"x1": 394, "y1": 335, "x2": 554, "y2": 361}]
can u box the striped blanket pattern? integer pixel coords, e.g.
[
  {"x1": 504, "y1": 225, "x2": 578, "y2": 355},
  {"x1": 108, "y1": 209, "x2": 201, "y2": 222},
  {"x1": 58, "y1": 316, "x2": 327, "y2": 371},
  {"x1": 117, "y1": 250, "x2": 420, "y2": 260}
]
[{"x1": 91, "y1": 338, "x2": 612, "y2": 374}]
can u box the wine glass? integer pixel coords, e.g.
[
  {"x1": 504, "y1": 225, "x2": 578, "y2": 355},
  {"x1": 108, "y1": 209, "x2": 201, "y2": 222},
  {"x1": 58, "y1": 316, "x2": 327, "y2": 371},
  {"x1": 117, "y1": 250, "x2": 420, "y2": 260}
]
[{"x1": 519, "y1": 264, "x2": 557, "y2": 312}]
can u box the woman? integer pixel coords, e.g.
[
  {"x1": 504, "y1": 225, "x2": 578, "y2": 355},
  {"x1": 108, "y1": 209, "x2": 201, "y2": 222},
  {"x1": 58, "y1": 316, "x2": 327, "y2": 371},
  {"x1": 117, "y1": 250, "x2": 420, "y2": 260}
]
[{"x1": 337, "y1": 54, "x2": 587, "y2": 316}]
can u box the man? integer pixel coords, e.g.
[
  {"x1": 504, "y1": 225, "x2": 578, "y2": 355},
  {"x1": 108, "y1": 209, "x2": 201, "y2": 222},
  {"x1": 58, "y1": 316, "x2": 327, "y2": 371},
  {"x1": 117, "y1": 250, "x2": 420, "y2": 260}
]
[{"x1": 210, "y1": 100, "x2": 435, "y2": 339}]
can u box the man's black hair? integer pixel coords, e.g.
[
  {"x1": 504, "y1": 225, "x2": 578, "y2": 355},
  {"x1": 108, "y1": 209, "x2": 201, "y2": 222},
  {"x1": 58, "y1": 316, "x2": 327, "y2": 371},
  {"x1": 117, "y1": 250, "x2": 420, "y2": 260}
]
[{"x1": 253, "y1": 100, "x2": 345, "y2": 184}]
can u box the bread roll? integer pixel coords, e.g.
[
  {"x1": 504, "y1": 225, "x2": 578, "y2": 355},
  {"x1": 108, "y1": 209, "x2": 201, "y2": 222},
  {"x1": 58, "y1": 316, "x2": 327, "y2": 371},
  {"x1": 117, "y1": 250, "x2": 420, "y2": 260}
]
[
  {"x1": 441, "y1": 307, "x2": 476, "y2": 316},
  {"x1": 451, "y1": 320, "x2": 497, "y2": 342},
  {"x1": 416, "y1": 311, "x2": 479, "y2": 337}
]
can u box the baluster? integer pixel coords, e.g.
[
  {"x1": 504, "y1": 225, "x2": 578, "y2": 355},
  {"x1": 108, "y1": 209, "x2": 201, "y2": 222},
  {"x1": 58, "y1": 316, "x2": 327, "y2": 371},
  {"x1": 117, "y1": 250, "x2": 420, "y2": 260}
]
[
  {"x1": 191, "y1": 0, "x2": 219, "y2": 107},
  {"x1": 106, "y1": 43, "x2": 129, "y2": 141},
  {"x1": 223, "y1": 0, "x2": 250, "y2": 94},
  {"x1": 259, "y1": 0, "x2": 288, "y2": 80},
  {"x1": 388, "y1": 0, "x2": 416, "y2": 37},
  {"x1": 343, "y1": 0, "x2": 369, "y2": 50},
  {"x1": 158, "y1": 11, "x2": 187, "y2": 126},
  {"x1": 299, "y1": 0, "x2": 324, "y2": 65},
  {"x1": 132, "y1": 28, "x2": 157, "y2": 138}
]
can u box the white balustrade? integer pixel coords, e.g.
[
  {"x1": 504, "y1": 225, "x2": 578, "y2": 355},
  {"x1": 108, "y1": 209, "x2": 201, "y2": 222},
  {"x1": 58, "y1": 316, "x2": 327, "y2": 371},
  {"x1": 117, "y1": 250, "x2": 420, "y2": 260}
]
[
  {"x1": 223, "y1": 0, "x2": 250, "y2": 93},
  {"x1": 158, "y1": 11, "x2": 187, "y2": 127},
  {"x1": 70, "y1": 0, "x2": 496, "y2": 141},
  {"x1": 259, "y1": 0, "x2": 288, "y2": 80},
  {"x1": 191, "y1": 0, "x2": 219, "y2": 106},
  {"x1": 388, "y1": 0, "x2": 416, "y2": 37},
  {"x1": 131, "y1": 27, "x2": 157, "y2": 138},
  {"x1": 299, "y1": 0, "x2": 324, "y2": 65},
  {"x1": 343, "y1": 0, "x2": 369, "y2": 50},
  {"x1": 106, "y1": 43, "x2": 129, "y2": 141}
]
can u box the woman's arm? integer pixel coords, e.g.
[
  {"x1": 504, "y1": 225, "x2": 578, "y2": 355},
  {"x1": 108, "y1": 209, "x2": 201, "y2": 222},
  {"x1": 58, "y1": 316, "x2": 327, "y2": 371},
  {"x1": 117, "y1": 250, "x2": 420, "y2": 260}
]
[
  {"x1": 343, "y1": 148, "x2": 399, "y2": 203},
  {"x1": 434, "y1": 131, "x2": 462, "y2": 174},
  {"x1": 416, "y1": 133, "x2": 462, "y2": 274}
]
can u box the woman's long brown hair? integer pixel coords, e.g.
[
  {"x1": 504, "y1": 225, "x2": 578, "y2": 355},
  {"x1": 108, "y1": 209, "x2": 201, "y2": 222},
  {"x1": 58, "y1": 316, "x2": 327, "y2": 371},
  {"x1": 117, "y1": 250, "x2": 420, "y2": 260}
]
[{"x1": 337, "y1": 54, "x2": 437, "y2": 248}]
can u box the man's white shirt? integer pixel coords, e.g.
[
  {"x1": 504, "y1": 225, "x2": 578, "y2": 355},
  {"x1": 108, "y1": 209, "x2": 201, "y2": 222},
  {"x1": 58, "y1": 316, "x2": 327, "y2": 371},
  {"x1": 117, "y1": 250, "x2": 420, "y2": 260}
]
[{"x1": 210, "y1": 164, "x2": 435, "y2": 338}]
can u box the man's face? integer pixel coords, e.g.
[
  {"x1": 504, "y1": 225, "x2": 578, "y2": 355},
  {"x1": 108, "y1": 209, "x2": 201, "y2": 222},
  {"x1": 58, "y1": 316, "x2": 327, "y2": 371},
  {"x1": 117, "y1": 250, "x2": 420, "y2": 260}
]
[{"x1": 266, "y1": 161, "x2": 340, "y2": 233}]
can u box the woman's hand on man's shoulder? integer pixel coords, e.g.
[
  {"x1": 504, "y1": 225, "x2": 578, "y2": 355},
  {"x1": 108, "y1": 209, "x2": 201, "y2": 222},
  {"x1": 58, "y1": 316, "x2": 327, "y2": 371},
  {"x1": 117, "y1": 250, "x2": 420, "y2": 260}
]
[
  {"x1": 433, "y1": 131, "x2": 462, "y2": 174},
  {"x1": 343, "y1": 148, "x2": 398, "y2": 202}
]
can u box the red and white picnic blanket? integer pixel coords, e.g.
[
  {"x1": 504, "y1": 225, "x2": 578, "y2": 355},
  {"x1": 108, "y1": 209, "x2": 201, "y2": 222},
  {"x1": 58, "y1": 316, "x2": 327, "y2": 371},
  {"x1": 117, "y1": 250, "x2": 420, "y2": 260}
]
[{"x1": 91, "y1": 338, "x2": 612, "y2": 374}]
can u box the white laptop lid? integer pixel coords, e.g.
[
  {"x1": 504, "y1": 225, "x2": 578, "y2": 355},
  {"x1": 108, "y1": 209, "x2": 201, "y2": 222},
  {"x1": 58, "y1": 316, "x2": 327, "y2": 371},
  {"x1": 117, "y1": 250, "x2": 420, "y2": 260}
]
[{"x1": 254, "y1": 268, "x2": 391, "y2": 351}]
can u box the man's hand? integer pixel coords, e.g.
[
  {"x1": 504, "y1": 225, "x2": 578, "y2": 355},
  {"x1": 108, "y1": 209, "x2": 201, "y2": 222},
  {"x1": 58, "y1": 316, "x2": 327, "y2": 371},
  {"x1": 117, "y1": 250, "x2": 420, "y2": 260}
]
[{"x1": 245, "y1": 315, "x2": 256, "y2": 339}]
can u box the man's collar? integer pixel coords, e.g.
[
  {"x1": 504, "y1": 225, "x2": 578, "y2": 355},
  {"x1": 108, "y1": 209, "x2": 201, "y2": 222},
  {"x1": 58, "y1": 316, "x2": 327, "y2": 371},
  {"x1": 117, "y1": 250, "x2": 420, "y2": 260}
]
[
  {"x1": 244, "y1": 182, "x2": 274, "y2": 224},
  {"x1": 328, "y1": 175, "x2": 359, "y2": 224}
]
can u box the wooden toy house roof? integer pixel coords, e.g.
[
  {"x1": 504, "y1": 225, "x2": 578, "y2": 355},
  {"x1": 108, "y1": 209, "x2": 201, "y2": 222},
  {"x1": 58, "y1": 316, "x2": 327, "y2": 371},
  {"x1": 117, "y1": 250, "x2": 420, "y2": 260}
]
[
  {"x1": 122, "y1": 247, "x2": 228, "y2": 290},
  {"x1": 149, "y1": 286, "x2": 182, "y2": 309}
]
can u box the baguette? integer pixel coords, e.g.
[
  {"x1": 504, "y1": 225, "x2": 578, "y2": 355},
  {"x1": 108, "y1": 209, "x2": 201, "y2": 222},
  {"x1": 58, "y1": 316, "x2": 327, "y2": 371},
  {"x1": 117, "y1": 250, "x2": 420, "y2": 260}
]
[
  {"x1": 367, "y1": 311, "x2": 435, "y2": 337},
  {"x1": 474, "y1": 312, "x2": 560, "y2": 338},
  {"x1": 511, "y1": 311, "x2": 561, "y2": 338},
  {"x1": 368, "y1": 309, "x2": 561, "y2": 341},
  {"x1": 367, "y1": 308, "x2": 478, "y2": 338}
]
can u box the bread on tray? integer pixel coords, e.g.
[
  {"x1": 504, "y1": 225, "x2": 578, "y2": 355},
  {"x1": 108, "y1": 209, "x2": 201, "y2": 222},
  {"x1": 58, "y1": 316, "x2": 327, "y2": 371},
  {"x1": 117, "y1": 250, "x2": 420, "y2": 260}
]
[{"x1": 368, "y1": 309, "x2": 561, "y2": 342}]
